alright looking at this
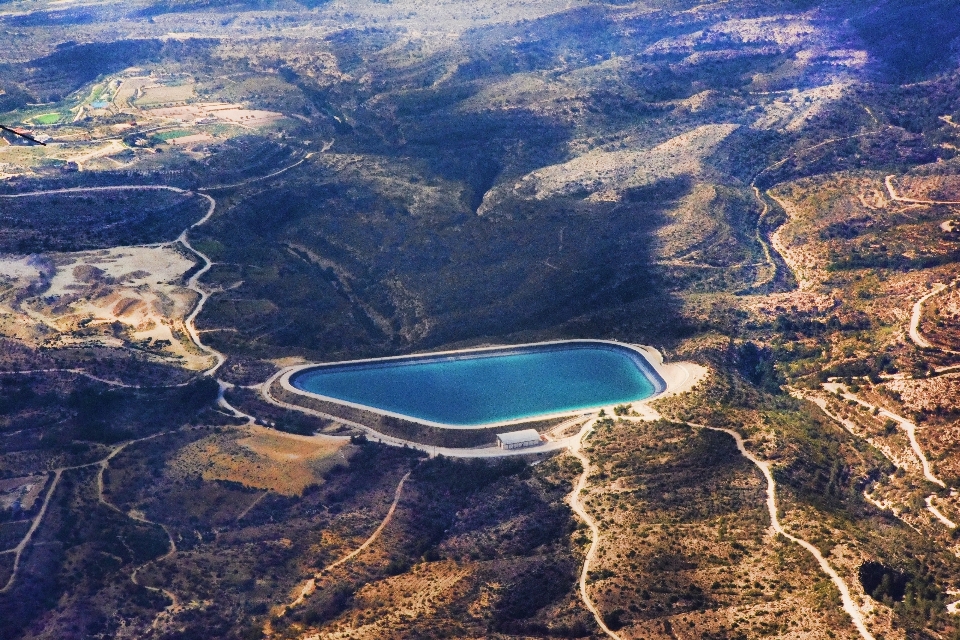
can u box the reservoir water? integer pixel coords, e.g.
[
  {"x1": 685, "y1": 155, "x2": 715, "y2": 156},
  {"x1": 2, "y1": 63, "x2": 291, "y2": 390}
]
[{"x1": 289, "y1": 341, "x2": 665, "y2": 427}]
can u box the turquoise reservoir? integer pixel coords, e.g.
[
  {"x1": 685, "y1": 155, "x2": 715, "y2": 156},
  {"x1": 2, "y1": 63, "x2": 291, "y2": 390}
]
[{"x1": 289, "y1": 342, "x2": 665, "y2": 427}]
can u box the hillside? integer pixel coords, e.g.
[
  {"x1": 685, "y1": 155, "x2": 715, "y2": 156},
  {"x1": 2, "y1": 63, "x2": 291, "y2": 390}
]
[{"x1": 4, "y1": 0, "x2": 960, "y2": 639}]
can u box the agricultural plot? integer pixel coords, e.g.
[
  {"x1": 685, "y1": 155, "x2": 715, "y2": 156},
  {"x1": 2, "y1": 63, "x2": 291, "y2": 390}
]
[
  {"x1": 134, "y1": 82, "x2": 196, "y2": 106},
  {"x1": 144, "y1": 102, "x2": 283, "y2": 128},
  {"x1": 30, "y1": 113, "x2": 60, "y2": 125}
]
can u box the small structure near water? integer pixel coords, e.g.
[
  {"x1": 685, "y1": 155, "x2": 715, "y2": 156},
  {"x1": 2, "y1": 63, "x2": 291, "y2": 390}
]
[{"x1": 496, "y1": 429, "x2": 543, "y2": 450}]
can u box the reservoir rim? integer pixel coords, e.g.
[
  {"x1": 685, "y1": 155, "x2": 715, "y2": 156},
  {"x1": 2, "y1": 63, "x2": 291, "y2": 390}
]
[{"x1": 280, "y1": 339, "x2": 669, "y2": 430}]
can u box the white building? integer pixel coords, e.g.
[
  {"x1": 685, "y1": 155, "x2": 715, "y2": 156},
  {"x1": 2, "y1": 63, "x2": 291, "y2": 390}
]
[{"x1": 496, "y1": 429, "x2": 542, "y2": 450}]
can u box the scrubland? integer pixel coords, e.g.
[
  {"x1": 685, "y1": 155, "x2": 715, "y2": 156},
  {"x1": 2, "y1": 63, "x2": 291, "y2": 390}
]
[{"x1": 4, "y1": 0, "x2": 960, "y2": 639}]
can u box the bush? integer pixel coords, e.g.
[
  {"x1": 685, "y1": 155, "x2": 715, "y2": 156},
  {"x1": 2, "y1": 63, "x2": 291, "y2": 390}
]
[
  {"x1": 299, "y1": 584, "x2": 354, "y2": 625},
  {"x1": 602, "y1": 608, "x2": 626, "y2": 631},
  {"x1": 859, "y1": 561, "x2": 909, "y2": 602}
]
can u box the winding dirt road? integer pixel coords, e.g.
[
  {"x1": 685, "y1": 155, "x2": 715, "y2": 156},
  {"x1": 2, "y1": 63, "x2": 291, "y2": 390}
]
[
  {"x1": 0, "y1": 185, "x2": 226, "y2": 377},
  {"x1": 907, "y1": 281, "x2": 960, "y2": 357},
  {"x1": 0, "y1": 185, "x2": 189, "y2": 199},
  {"x1": 570, "y1": 412, "x2": 876, "y2": 640},
  {"x1": 0, "y1": 428, "x2": 188, "y2": 593},
  {"x1": 824, "y1": 383, "x2": 945, "y2": 488},
  {"x1": 128, "y1": 516, "x2": 179, "y2": 613},
  {"x1": 687, "y1": 421, "x2": 876, "y2": 640},
  {"x1": 926, "y1": 496, "x2": 957, "y2": 529},
  {"x1": 910, "y1": 284, "x2": 948, "y2": 349},
  {"x1": 748, "y1": 128, "x2": 879, "y2": 291},
  {"x1": 567, "y1": 417, "x2": 622, "y2": 640},
  {"x1": 263, "y1": 469, "x2": 413, "y2": 636},
  {"x1": 885, "y1": 174, "x2": 960, "y2": 206},
  {"x1": 94, "y1": 432, "x2": 182, "y2": 613},
  {"x1": 285, "y1": 470, "x2": 412, "y2": 612},
  {"x1": 812, "y1": 379, "x2": 960, "y2": 612},
  {"x1": 0, "y1": 368, "x2": 138, "y2": 388},
  {"x1": 200, "y1": 152, "x2": 315, "y2": 191},
  {"x1": 0, "y1": 469, "x2": 62, "y2": 593},
  {"x1": 176, "y1": 193, "x2": 226, "y2": 376}
]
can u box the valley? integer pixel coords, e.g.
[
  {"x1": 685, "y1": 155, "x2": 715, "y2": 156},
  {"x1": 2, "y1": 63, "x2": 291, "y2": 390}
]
[{"x1": 4, "y1": 1, "x2": 960, "y2": 639}]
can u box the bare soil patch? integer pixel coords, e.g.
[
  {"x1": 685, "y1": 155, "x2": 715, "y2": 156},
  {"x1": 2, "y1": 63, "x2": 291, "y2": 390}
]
[{"x1": 171, "y1": 426, "x2": 348, "y2": 495}]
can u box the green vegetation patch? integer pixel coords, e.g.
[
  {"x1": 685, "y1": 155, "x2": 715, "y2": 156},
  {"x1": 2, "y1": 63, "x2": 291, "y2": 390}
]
[
  {"x1": 150, "y1": 129, "x2": 194, "y2": 142},
  {"x1": 32, "y1": 113, "x2": 61, "y2": 125}
]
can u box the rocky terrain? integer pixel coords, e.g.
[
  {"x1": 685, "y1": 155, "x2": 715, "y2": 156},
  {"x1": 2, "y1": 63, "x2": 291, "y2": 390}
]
[{"x1": 4, "y1": 0, "x2": 960, "y2": 639}]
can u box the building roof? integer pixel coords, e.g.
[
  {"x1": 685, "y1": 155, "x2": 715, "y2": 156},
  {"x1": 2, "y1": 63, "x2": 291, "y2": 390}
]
[{"x1": 496, "y1": 429, "x2": 542, "y2": 445}]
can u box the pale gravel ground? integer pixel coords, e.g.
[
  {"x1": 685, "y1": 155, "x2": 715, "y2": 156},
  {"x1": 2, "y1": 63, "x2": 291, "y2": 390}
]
[{"x1": 479, "y1": 124, "x2": 739, "y2": 211}]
